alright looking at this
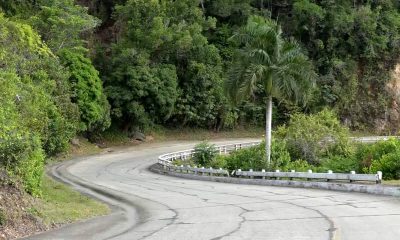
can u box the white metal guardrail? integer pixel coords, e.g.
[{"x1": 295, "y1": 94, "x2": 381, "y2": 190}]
[
  {"x1": 157, "y1": 141, "x2": 383, "y2": 184},
  {"x1": 235, "y1": 169, "x2": 382, "y2": 184}
]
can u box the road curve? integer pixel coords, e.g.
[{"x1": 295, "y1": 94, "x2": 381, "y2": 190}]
[{"x1": 26, "y1": 140, "x2": 400, "y2": 240}]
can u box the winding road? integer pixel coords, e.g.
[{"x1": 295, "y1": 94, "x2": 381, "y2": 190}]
[{"x1": 27, "y1": 139, "x2": 400, "y2": 240}]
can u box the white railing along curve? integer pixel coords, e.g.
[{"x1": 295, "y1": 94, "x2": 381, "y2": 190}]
[{"x1": 157, "y1": 141, "x2": 382, "y2": 184}]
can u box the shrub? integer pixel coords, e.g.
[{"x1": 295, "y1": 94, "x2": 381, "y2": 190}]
[
  {"x1": 284, "y1": 159, "x2": 315, "y2": 172},
  {"x1": 193, "y1": 142, "x2": 218, "y2": 166},
  {"x1": 276, "y1": 109, "x2": 353, "y2": 165},
  {"x1": 320, "y1": 155, "x2": 359, "y2": 173},
  {"x1": 209, "y1": 155, "x2": 228, "y2": 169},
  {"x1": 59, "y1": 49, "x2": 111, "y2": 132},
  {"x1": 370, "y1": 150, "x2": 400, "y2": 180},
  {"x1": 348, "y1": 138, "x2": 400, "y2": 179},
  {"x1": 224, "y1": 139, "x2": 291, "y2": 171}
]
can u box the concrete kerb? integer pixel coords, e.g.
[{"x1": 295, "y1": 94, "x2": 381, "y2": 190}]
[{"x1": 150, "y1": 164, "x2": 400, "y2": 197}]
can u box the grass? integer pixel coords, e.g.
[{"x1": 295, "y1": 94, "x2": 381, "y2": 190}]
[{"x1": 31, "y1": 175, "x2": 109, "y2": 226}]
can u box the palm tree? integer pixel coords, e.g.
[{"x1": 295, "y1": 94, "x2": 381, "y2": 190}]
[{"x1": 225, "y1": 15, "x2": 316, "y2": 166}]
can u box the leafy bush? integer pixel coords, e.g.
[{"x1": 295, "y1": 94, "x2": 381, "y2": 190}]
[
  {"x1": 59, "y1": 49, "x2": 111, "y2": 132},
  {"x1": 320, "y1": 155, "x2": 359, "y2": 173},
  {"x1": 353, "y1": 138, "x2": 400, "y2": 179},
  {"x1": 0, "y1": 73, "x2": 45, "y2": 196},
  {"x1": 224, "y1": 139, "x2": 291, "y2": 171},
  {"x1": 284, "y1": 160, "x2": 315, "y2": 172},
  {"x1": 209, "y1": 155, "x2": 228, "y2": 169},
  {"x1": 225, "y1": 144, "x2": 266, "y2": 171},
  {"x1": 276, "y1": 109, "x2": 353, "y2": 165},
  {"x1": 370, "y1": 151, "x2": 400, "y2": 180},
  {"x1": 193, "y1": 142, "x2": 218, "y2": 166}
]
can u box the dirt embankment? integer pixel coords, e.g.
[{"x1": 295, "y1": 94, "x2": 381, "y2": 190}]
[{"x1": 0, "y1": 170, "x2": 46, "y2": 240}]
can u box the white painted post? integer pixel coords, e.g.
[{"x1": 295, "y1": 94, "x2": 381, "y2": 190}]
[
  {"x1": 238, "y1": 169, "x2": 241, "y2": 178},
  {"x1": 327, "y1": 170, "x2": 333, "y2": 182},
  {"x1": 377, "y1": 171, "x2": 383, "y2": 184},
  {"x1": 290, "y1": 170, "x2": 295, "y2": 180},
  {"x1": 307, "y1": 170, "x2": 312, "y2": 181},
  {"x1": 249, "y1": 169, "x2": 253, "y2": 179},
  {"x1": 201, "y1": 167, "x2": 205, "y2": 176},
  {"x1": 187, "y1": 165, "x2": 191, "y2": 173},
  {"x1": 262, "y1": 169, "x2": 266, "y2": 180},
  {"x1": 194, "y1": 165, "x2": 198, "y2": 175},
  {"x1": 210, "y1": 167, "x2": 213, "y2": 176},
  {"x1": 350, "y1": 170, "x2": 356, "y2": 183},
  {"x1": 276, "y1": 169, "x2": 280, "y2": 180},
  {"x1": 224, "y1": 146, "x2": 227, "y2": 154},
  {"x1": 180, "y1": 165, "x2": 184, "y2": 173}
]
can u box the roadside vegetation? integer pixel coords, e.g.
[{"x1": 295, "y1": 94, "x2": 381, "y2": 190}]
[{"x1": 182, "y1": 109, "x2": 400, "y2": 181}]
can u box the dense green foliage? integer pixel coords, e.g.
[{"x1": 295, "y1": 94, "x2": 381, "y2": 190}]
[
  {"x1": 0, "y1": 15, "x2": 78, "y2": 195},
  {"x1": 88, "y1": 0, "x2": 400, "y2": 132},
  {"x1": 0, "y1": 1, "x2": 108, "y2": 195},
  {"x1": 59, "y1": 49, "x2": 111, "y2": 132}
]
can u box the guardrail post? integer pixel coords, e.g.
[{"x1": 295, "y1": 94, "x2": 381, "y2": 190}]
[
  {"x1": 187, "y1": 165, "x2": 191, "y2": 173},
  {"x1": 377, "y1": 171, "x2": 382, "y2": 184},
  {"x1": 210, "y1": 167, "x2": 213, "y2": 176},
  {"x1": 262, "y1": 169, "x2": 266, "y2": 179},
  {"x1": 194, "y1": 165, "x2": 198, "y2": 175},
  {"x1": 180, "y1": 165, "x2": 184, "y2": 173},
  {"x1": 224, "y1": 146, "x2": 227, "y2": 154},
  {"x1": 327, "y1": 170, "x2": 333, "y2": 182},
  {"x1": 201, "y1": 167, "x2": 205, "y2": 176},
  {"x1": 290, "y1": 170, "x2": 295, "y2": 180},
  {"x1": 235, "y1": 144, "x2": 238, "y2": 151},
  {"x1": 237, "y1": 169, "x2": 241, "y2": 178},
  {"x1": 350, "y1": 171, "x2": 355, "y2": 183},
  {"x1": 276, "y1": 170, "x2": 280, "y2": 180},
  {"x1": 307, "y1": 170, "x2": 312, "y2": 181},
  {"x1": 249, "y1": 169, "x2": 253, "y2": 179}
]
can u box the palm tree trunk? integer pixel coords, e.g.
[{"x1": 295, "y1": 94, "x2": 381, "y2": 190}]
[{"x1": 265, "y1": 95, "x2": 272, "y2": 167}]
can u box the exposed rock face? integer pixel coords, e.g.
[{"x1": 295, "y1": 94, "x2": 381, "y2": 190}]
[{"x1": 385, "y1": 64, "x2": 400, "y2": 133}]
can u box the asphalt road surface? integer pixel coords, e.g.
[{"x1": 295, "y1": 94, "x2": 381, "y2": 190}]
[{"x1": 27, "y1": 140, "x2": 400, "y2": 240}]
